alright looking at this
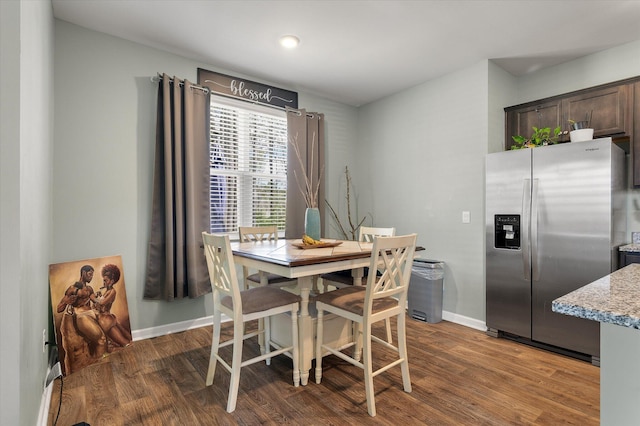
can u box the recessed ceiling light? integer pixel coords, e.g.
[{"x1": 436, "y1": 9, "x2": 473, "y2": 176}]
[{"x1": 280, "y1": 35, "x2": 300, "y2": 49}]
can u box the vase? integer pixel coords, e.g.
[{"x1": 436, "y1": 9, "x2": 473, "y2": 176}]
[{"x1": 304, "y1": 207, "x2": 321, "y2": 240}]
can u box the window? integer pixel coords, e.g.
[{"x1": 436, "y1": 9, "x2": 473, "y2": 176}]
[{"x1": 209, "y1": 97, "x2": 287, "y2": 235}]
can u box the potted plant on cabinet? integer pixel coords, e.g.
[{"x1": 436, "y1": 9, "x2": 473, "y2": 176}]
[
  {"x1": 568, "y1": 112, "x2": 594, "y2": 142},
  {"x1": 511, "y1": 126, "x2": 562, "y2": 150}
]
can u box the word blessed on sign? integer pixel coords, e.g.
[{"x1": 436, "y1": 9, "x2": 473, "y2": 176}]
[{"x1": 198, "y1": 68, "x2": 298, "y2": 109}]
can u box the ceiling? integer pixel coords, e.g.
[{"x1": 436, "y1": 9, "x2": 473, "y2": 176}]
[{"x1": 51, "y1": 0, "x2": 640, "y2": 107}]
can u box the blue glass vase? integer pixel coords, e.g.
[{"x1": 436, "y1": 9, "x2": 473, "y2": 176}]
[{"x1": 304, "y1": 207, "x2": 321, "y2": 240}]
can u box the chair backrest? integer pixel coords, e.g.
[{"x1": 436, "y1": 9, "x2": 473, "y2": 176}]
[
  {"x1": 239, "y1": 225, "x2": 278, "y2": 243},
  {"x1": 238, "y1": 226, "x2": 280, "y2": 286},
  {"x1": 364, "y1": 233, "x2": 417, "y2": 314},
  {"x1": 358, "y1": 226, "x2": 396, "y2": 243},
  {"x1": 202, "y1": 232, "x2": 242, "y2": 311}
]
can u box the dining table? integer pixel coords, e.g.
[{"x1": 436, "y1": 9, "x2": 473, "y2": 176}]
[{"x1": 229, "y1": 238, "x2": 376, "y2": 386}]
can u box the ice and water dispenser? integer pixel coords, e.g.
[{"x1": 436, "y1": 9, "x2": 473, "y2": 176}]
[{"x1": 494, "y1": 214, "x2": 520, "y2": 249}]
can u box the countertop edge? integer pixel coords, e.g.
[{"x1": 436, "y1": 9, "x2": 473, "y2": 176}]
[
  {"x1": 619, "y1": 243, "x2": 640, "y2": 252},
  {"x1": 551, "y1": 300, "x2": 640, "y2": 329},
  {"x1": 552, "y1": 263, "x2": 640, "y2": 330}
]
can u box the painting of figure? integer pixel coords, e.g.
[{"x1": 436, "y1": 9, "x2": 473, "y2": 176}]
[{"x1": 49, "y1": 255, "x2": 132, "y2": 376}]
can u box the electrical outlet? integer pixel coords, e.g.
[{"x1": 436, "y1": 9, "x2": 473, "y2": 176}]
[
  {"x1": 45, "y1": 362, "x2": 62, "y2": 388},
  {"x1": 42, "y1": 329, "x2": 47, "y2": 353}
]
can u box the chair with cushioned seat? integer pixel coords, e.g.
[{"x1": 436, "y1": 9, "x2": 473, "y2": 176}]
[
  {"x1": 314, "y1": 233, "x2": 417, "y2": 417},
  {"x1": 321, "y1": 226, "x2": 396, "y2": 342},
  {"x1": 239, "y1": 225, "x2": 297, "y2": 289},
  {"x1": 202, "y1": 232, "x2": 301, "y2": 413},
  {"x1": 321, "y1": 226, "x2": 396, "y2": 289}
]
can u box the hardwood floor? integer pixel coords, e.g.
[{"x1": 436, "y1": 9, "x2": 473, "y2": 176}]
[{"x1": 47, "y1": 318, "x2": 599, "y2": 425}]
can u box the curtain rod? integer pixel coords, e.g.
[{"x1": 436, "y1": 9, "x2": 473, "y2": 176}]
[{"x1": 151, "y1": 74, "x2": 209, "y2": 94}]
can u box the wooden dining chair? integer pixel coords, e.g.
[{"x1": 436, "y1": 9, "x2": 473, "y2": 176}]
[
  {"x1": 321, "y1": 226, "x2": 396, "y2": 343},
  {"x1": 239, "y1": 225, "x2": 297, "y2": 289},
  {"x1": 314, "y1": 233, "x2": 417, "y2": 417},
  {"x1": 202, "y1": 232, "x2": 301, "y2": 413}
]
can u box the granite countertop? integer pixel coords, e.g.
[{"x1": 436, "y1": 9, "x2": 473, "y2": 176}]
[
  {"x1": 619, "y1": 243, "x2": 640, "y2": 252},
  {"x1": 552, "y1": 263, "x2": 640, "y2": 329}
]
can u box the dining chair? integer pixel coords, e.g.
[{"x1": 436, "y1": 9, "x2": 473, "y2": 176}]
[
  {"x1": 321, "y1": 226, "x2": 396, "y2": 289},
  {"x1": 321, "y1": 226, "x2": 396, "y2": 343},
  {"x1": 239, "y1": 225, "x2": 297, "y2": 289},
  {"x1": 202, "y1": 232, "x2": 301, "y2": 413},
  {"x1": 314, "y1": 233, "x2": 417, "y2": 417}
]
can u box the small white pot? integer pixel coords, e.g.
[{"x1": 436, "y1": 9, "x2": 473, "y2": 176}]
[{"x1": 570, "y1": 128, "x2": 594, "y2": 142}]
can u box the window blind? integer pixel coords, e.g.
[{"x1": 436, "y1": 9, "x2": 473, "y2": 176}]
[{"x1": 209, "y1": 97, "x2": 287, "y2": 235}]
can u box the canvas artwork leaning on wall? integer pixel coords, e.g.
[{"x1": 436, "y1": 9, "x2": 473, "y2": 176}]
[{"x1": 49, "y1": 255, "x2": 132, "y2": 375}]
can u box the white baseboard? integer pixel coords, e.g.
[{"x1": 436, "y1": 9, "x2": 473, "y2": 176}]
[
  {"x1": 37, "y1": 364, "x2": 61, "y2": 426},
  {"x1": 442, "y1": 310, "x2": 487, "y2": 332},
  {"x1": 132, "y1": 311, "x2": 487, "y2": 340},
  {"x1": 131, "y1": 315, "x2": 216, "y2": 341}
]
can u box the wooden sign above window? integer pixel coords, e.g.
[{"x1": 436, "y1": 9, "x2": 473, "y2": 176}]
[{"x1": 198, "y1": 68, "x2": 298, "y2": 109}]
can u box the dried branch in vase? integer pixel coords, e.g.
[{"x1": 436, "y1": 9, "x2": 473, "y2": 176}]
[
  {"x1": 290, "y1": 133, "x2": 324, "y2": 208},
  {"x1": 326, "y1": 166, "x2": 369, "y2": 240}
]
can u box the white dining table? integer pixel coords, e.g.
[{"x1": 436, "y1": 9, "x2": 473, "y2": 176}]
[{"x1": 229, "y1": 238, "x2": 374, "y2": 386}]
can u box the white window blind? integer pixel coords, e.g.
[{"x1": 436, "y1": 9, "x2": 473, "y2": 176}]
[{"x1": 209, "y1": 97, "x2": 287, "y2": 235}]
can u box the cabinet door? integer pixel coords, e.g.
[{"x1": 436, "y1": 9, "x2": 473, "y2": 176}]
[
  {"x1": 505, "y1": 100, "x2": 562, "y2": 150},
  {"x1": 634, "y1": 82, "x2": 640, "y2": 186},
  {"x1": 620, "y1": 252, "x2": 640, "y2": 267},
  {"x1": 563, "y1": 85, "x2": 630, "y2": 138}
]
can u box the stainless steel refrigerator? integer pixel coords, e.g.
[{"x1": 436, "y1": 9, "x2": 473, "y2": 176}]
[{"x1": 485, "y1": 138, "x2": 626, "y2": 363}]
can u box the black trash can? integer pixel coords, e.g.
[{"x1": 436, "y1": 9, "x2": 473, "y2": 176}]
[{"x1": 407, "y1": 259, "x2": 444, "y2": 323}]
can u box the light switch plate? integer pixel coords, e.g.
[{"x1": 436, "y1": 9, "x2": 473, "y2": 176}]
[
  {"x1": 632, "y1": 232, "x2": 640, "y2": 244},
  {"x1": 462, "y1": 211, "x2": 470, "y2": 223}
]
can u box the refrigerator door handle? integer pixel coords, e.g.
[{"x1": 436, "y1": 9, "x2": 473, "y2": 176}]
[
  {"x1": 531, "y1": 178, "x2": 540, "y2": 281},
  {"x1": 522, "y1": 178, "x2": 531, "y2": 280}
]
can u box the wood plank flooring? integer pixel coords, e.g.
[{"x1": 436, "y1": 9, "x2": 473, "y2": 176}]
[{"x1": 47, "y1": 318, "x2": 599, "y2": 425}]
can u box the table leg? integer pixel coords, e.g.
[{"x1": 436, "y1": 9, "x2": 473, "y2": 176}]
[
  {"x1": 352, "y1": 267, "x2": 364, "y2": 286},
  {"x1": 257, "y1": 271, "x2": 269, "y2": 355},
  {"x1": 352, "y1": 267, "x2": 365, "y2": 361},
  {"x1": 297, "y1": 275, "x2": 314, "y2": 386}
]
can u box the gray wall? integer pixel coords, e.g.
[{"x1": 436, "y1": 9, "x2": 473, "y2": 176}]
[
  {"x1": 512, "y1": 40, "x2": 640, "y2": 235},
  {"x1": 2, "y1": 4, "x2": 640, "y2": 423},
  {"x1": 513, "y1": 40, "x2": 640, "y2": 103},
  {"x1": 356, "y1": 61, "x2": 491, "y2": 323},
  {"x1": 53, "y1": 20, "x2": 359, "y2": 333},
  {"x1": 354, "y1": 41, "x2": 640, "y2": 324},
  {"x1": 0, "y1": 0, "x2": 54, "y2": 425}
]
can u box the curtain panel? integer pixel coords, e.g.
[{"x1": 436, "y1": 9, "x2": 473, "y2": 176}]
[
  {"x1": 285, "y1": 107, "x2": 325, "y2": 239},
  {"x1": 144, "y1": 73, "x2": 211, "y2": 300}
]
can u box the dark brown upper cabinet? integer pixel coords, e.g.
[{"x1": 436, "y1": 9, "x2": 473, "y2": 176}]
[
  {"x1": 505, "y1": 100, "x2": 563, "y2": 148},
  {"x1": 505, "y1": 77, "x2": 640, "y2": 185},
  {"x1": 562, "y1": 85, "x2": 630, "y2": 139}
]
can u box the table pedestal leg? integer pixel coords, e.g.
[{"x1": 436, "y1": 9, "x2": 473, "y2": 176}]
[{"x1": 297, "y1": 275, "x2": 313, "y2": 386}]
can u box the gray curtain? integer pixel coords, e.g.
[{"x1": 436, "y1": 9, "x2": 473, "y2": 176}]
[
  {"x1": 285, "y1": 107, "x2": 325, "y2": 239},
  {"x1": 144, "y1": 73, "x2": 211, "y2": 300}
]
